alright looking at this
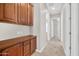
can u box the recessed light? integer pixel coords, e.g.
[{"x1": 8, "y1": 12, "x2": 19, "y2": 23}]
[{"x1": 52, "y1": 7, "x2": 55, "y2": 10}]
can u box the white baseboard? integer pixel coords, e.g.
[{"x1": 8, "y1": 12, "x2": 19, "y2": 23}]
[
  {"x1": 36, "y1": 43, "x2": 47, "y2": 53},
  {"x1": 64, "y1": 49, "x2": 66, "y2": 56}
]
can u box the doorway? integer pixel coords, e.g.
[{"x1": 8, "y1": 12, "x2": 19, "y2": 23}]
[{"x1": 46, "y1": 3, "x2": 71, "y2": 56}]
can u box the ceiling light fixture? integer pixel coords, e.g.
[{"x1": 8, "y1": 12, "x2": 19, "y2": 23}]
[{"x1": 52, "y1": 7, "x2": 55, "y2": 10}]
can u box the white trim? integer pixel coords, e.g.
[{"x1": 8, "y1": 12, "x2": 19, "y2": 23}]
[
  {"x1": 64, "y1": 49, "x2": 66, "y2": 56},
  {"x1": 36, "y1": 43, "x2": 47, "y2": 53}
]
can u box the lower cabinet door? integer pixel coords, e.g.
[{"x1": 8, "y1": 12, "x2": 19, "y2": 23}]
[
  {"x1": 2, "y1": 43, "x2": 23, "y2": 56},
  {"x1": 31, "y1": 38, "x2": 36, "y2": 54},
  {"x1": 23, "y1": 40, "x2": 31, "y2": 56},
  {"x1": 1, "y1": 36, "x2": 36, "y2": 56}
]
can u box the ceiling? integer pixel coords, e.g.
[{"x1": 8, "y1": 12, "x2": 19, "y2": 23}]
[
  {"x1": 33, "y1": 3, "x2": 65, "y2": 16},
  {"x1": 46, "y1": 3, "x2": 65, "y2": 16}
]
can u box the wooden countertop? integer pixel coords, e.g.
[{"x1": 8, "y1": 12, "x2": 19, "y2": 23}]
[{"x1": 0, "y1": 35, "x2": 36, "y2": 51}]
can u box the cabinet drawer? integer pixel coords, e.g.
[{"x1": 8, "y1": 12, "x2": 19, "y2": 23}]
[
  {"x1": 31, "y1": 38, "x2": 36, "y2": 54},
  {"x1": 2, "y1": 43, "x2": 23, "y2": 56},
  {"x1": 24, "y1": 40, "x2": 29, "y2": 45},
  {"x1": 24, "y1": 49, "x2": 30, "y2": 56},
  {"x1": 24, "y1": 44, "x2": 30, "y2": 53},
  {"x1": 24, "y1": 52, "x2": 30, "y2": 56},
  {"x1": 23, "y1": 40, "x2": 30, "y2": 56}
]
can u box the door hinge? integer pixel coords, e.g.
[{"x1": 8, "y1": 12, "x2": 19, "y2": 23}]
[
  {"x1": 69, "y1": 17, "x2": 71, "y2": 20},
  {"x1": 69, "y1": 46, "x2": 71, "y2": 50},
  {"x1": 69, "y1": 32, "x2": 71, "y2": 35}
]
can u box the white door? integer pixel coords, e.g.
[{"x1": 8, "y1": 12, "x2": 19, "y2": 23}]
[
  {"x1": 53, "y1": 19, "x2": 58, "y2": 38},
  {"x1": 63, "y1": 3, "x2": 71, "y2": 56},
  {"x1": 71, "y1": 3, "x2": 79, "y2": 56}
]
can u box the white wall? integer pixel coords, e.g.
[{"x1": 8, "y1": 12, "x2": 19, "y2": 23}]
[
  {"x1": 46, "y1": 11, "x2": 51, "y2": 41},
  {"x1": 39, "y1": 8, "x2": 47, "y2": 51},
  {"x1": 50, "y1": 19, "x2": 54, "y2": 39},
  {"x1": 33, "y1": 4, "x2": 47, "y2": 52},
  {"x1": 0, "y1": 23, "x2": 31, "y2": 41},
  {"x1": 57, "y1": 17, "x2": 61, "y2": 40}
]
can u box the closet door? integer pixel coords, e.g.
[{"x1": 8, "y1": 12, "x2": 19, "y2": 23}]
[{"x1": 63, "y1": 4, "x2": 71, "y2": 56}]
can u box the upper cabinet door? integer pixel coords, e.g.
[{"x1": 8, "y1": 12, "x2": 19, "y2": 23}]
[
  {"x1": 17, "y1": 3, "x2": 28, "y2": 25},
  {"x1": 0, "y1": 4, "x2": 4, "y2": 20},
  {"x1": 4, "y1": 3, "x2": 17, "y2": 23},
  {"x1": 28, "y1": 4, "x2": 33, "y2": 26},
  {"x1": 0, "y1": 3, "x2": 33, "y2": 26}
]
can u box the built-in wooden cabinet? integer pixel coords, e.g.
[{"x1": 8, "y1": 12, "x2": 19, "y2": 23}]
[
  {"x1": 2, "y1": 43, "x2": 23, "y2": 56},
  {"x1": 28, "y1": 4, "x2": 33, "y2": 26},
  {"x1": 0, "y1": 3, "x2": 33, "y2": 26},
  {"x1": 4, "y1": 3, "x2": 17, "y2": 23},
  {"x1": 0, "y1": 36, "x2": 36, "y2": 56},
  {"x1": 17, "y1": 3, "x2": 33, "y2": 25},
  {"x1": 23, "y1": 40, "x2": 31, "y2": 56},
  {"x1": 0, "y1": 4, "x2": 4, "y2": 20},
  {"x1": 31, "y1": 38, "x2": 36, "y2": 54},
  {"x1": 17, "y1": 3, "x2": 28, "y2": 25}
]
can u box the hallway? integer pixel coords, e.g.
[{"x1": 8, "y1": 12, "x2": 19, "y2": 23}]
[{"x1": 32, "y1": 39, "x2": 65, "y2": 56}]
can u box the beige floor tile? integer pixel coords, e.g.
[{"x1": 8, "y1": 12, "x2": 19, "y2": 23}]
[{"x1": 32, "y1": 39, "x2": 65, "y2": 56}]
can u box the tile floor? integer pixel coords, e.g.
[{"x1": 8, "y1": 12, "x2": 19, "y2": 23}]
[{"x1": 32, "y1": 39, "x2": 65, "y2": 56}]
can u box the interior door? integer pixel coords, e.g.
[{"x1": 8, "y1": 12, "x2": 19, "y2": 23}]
[
  {"x1": 63, "y1": 3, "x2": 71, "y2": 56},
  {"x1": 53, "y1": 19, "x2": 58, "y2": 39}
]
